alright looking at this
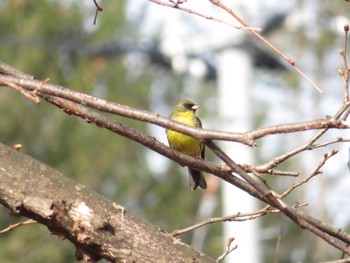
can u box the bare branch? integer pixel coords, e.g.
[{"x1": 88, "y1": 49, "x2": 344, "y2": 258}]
[
  {"x1": 2, "y1": 73, "x2": 349, "y2": 147},
  {"x1": 256, "y1": 102, "x2": 350, "y2": 172},
  {"x1": 0, "y1": 74, "x2": 253, "y2": 146},
  {"x1": 209, "y1": 0, "x2": 323, "y2": 94},
  {"x1": 171, "y1": 203, "x2": 307, "y2": 237},
  {"x1": 0, "y1": 77, "x2": 40, "y2": 104},
  {"x1": 2, "y1": 60, "x2": 350, "y2": 256},
  {"x1": 311, "y1": 137, "x2": 350, "y2": 149},
  {"x1": 92, "y1": 0, "x2": 103, "y2": 25},
  {"x1": 341, "y1": 24, "x2": 350, "y2": 102},
  {"x1": 280, "y1": 149, "x2": 338, "y2": 199},
  {"x1": 40, "y1": 94, "x2": 228, "y2": 176},
  {"x1": 205, "y1": 140, "x2": 350, "y2": 254},
  {"x1": 148, "y1": 0, "x2": 261, "y2": 31},
  {"x1": 0, "y1": 219, "x2": 37, "y2": 234},
  {"x1": 248, "y1": 117, "x2": 350, "y2": 140},
  {"x1": 216, "y1": 237, "x2": 238, "y2": 262}
]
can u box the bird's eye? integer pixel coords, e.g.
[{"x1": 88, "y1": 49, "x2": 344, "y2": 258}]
[{"x1": 184, "y1": 103, "x2": 194, "y2": 109}]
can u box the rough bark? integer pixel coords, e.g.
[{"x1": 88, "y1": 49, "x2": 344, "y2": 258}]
[{"x1": 0, "y1": 142, "x2": 215, "y2": 263}]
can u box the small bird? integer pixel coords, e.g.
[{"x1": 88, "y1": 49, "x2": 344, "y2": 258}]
[{"x1": 166, "y1": 99, "x2": 207, "y2": 190}]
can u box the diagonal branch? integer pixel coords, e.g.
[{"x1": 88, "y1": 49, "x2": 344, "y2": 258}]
[
  {"x1": 2, "y1": 74, "x2": 350, "y2": 147},
  {"x1": 148, "y1": 0, "x2": 261, "y2": 31},
  {"x1": 0, "y1": 142, "x2": 215, "y2": 263},
  {"x1": 209, "y1": 0, "x2": 323, "y2": 94},
  {"x1": 0, "y1": 74, "x2": 253, "y2": 146},
  {"x1": 205, "y1": 140, "x2": 350, "y2": 255}
]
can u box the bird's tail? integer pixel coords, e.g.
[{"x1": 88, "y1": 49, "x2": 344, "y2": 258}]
[{"x1": 188, "y1": 168, "x2": 207, "y2": 190}]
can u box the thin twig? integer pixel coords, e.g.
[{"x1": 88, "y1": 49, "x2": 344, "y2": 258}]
[
  {"x1": 0, "y1": 219, "x2": 37, "y2": 234},
  {"x1": 92, "y1": 0, "x2": 103, "y2": 25},
  {"x1": 209, "y1": 0, "x2": 323, "y2": 94},
  {"x1": 260, "y1": 169, "x2": 299, "y2": 177},
  {"x1": 280, "y1": 149, "x2": 338, "y2": 199},
  {"x1": 243, "y1": 163, "x2": 299, "y2": 177},
  {"x1": 148, "y1": 0, "x2": 261, "y2": 31},
  {"x1": 0, "y1": 77, "x2": 40, "y2": 104},
  {"x1": 171, "y1": 203, "x2": 307, "y2": 237},
  {"x1": 342, "y1": 24, "x2": 349, "y2": 102},
  {"x1": 247, "y1": 117, "x2": 350, "y2": 140},
  {"x1": 310, "y1": 137, "x2": 350, "y2": 149},
  {"x1": 216, "y1": 237, "x2": 238, "y2": 262},
  {"x1": 255, "y1": 102, "x2": 350, "y2": 171}
]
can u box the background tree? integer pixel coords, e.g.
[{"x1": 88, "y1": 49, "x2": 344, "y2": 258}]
[{"x1": 1, "y1": 0, "x2": 350, "y2": 262}]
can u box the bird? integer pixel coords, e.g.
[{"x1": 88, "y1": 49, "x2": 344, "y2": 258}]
[{"x1": 166, "y1": 99, "x2": 207, "y2": 190}]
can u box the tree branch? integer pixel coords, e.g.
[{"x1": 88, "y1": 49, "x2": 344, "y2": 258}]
[
  {"x1": 0, "y1": 74, "x2": 254, "y2": 146},
  {"x1": 209, "y1": 0, "x2": 323, "y2": 94},
  {"x1": 1, "y1": 60, "x2": 350, "y2": 256},
  {"x1": 205, "y1": 140, "x2": 350, "y2": 254},
  {"x1": 0, "y1": 142, "x2": 215, "y2": 263}
]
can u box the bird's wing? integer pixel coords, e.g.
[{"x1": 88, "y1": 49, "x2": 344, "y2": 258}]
[{"x1": 194, "y1": 116, "x2": 205, "y2": 159}]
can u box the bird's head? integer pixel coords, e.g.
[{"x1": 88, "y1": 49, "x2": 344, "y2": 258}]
[{"x1": 176, "y1": 99, "x2": 200, "y2": 113}]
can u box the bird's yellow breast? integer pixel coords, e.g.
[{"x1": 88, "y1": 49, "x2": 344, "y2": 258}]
[{"x1": 166, "y1": 113, "x2": 202, "y2": 156}]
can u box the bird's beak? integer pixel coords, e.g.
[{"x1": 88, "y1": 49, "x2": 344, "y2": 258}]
[{"x1": 191, "y1": 104, "x2": 200, "y2": 110}]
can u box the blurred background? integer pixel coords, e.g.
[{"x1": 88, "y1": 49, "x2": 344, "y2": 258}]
[{"x1": 1, "y1": 0, "x2": 350, "y2": 262}]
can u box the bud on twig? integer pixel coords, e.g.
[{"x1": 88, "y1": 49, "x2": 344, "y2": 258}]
[{"x1": 332, "y1": 148, "x2": 339, "y2": 155}]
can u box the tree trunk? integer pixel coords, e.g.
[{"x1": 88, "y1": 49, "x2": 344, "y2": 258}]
[{"x1": 0, "y1": 142, "x2": 215, "y2": 263}]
